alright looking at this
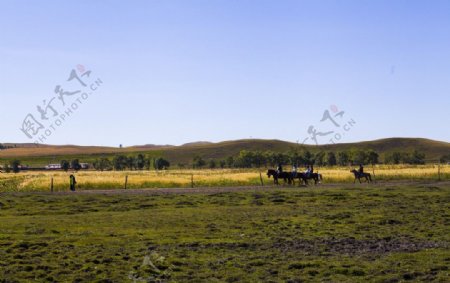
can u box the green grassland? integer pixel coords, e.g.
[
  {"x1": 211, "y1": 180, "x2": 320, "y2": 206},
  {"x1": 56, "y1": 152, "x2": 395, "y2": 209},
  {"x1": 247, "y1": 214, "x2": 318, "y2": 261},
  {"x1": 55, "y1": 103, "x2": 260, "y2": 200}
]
[{"x1": 1, "y1": 183, "x2": 449, "y2": 282}]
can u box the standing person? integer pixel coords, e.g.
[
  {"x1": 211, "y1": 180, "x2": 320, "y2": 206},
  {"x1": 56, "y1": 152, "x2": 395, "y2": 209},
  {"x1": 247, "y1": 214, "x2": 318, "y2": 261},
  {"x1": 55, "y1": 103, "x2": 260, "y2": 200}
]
[
  {"x1": 69, "y1": 174, "x2": 77, "y2": 192},
  {"x1": 310, "y1": 164, "x2": 314, "y2": 174}
]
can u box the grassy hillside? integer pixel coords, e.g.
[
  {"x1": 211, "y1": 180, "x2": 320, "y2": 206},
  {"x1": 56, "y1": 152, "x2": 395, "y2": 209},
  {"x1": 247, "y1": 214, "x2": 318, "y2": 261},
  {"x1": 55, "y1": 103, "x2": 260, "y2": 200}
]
[{"x1": 0, "y1": 138, "x2": 449, "y2": 167}]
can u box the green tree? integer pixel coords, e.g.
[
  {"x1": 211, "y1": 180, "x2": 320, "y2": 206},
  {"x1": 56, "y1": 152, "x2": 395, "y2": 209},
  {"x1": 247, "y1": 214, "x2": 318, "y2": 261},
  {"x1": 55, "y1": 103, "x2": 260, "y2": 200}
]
[
  {"x1": 366, "y1": 150, "x2": 379, "y2": 165},
  {"x1": 440, "y1": 154, "x2": 450, "y2": 163},
  {"x1": 145, "y1": 157, "x2": 152, "y2": 170},
  {"x1": 351, "y1": 150, "x2": 367, "y2": 165},
  {"x1": 93, "y1": 158, "x2": 112, "y2": 171},
  {"x1": 135, "y1": 154, "x2": 146, "y2": 170},
  {"x1": 11, "y1": 160, "x2": 21, "y2": 173},
  {"x1": 226, "y1": 156, "x2": 235, "y2": 168},
  {"x1": 126, "y1": 157, "x2": 135, "y2": 170},
  {"x1": 314, "y1": 151, "x2": 326, "y2": 166},
  {"x1": 385, "y1": 152, "x2": 402, "y2": 164},
  {"x1": 236, "y1": 150, "x2": 254, "y2": 168},
  {"x1": 326, "y1": 152, "x2": 337, "y2": 166},
  {"x1": 154, "y1": 158, "x2": 170, "y2": 170},
  {"x1": 193, "y1": 156, "x2": 206, "y2": 169},
  {"x1": 273, "y1": 153, "x2": 289, "y2": 166},
  {"x1": 337, "y1": 151, "x2": 350, "y2": 166},
  {"x1": 219, "y1": 160, "x2": 226, "y2": 169},
  {"x1": 264, "y1": 151, "x2": 277, "y2": 167},
  {"x1": 71, "y1": 159, "x2": 81, "y2": 171},
  {"x1": 60, "y1": 160, "x2": 70, "y2": 172},
  {"x1": 252, "y1": 151, "x2": 266, "y2": 168},
  {"x1": 410, "y1": 150, "x2": 425, "y2": 164},
  {"x1": 288, "y1": 149, "x2": 302, "y2": 167},
  {"x1": 302, "y1": 150, "x2": 314, "y2": 165},
  {"x1": 208, "y1": 159, "x2": 216, "y2": 169},
  {"x1": 113, "y1": 155, "x2": 128, "y2": 171}
]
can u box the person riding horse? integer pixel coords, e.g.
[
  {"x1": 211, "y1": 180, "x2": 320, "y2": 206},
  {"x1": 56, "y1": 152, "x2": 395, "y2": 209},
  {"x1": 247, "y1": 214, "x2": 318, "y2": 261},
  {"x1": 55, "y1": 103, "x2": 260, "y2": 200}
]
[
  {"x1": 358, "y1": 164, "x2": 364, "y2": 177},
  {"x1": 291, "y1": 164, "x2": 298, "y2": 178},
  {"x1": 305, "y1": 165, "x2": 312, "y2": 178},
  {"x1": 267, "y1": 168, "x2": 292, "y2": 185},
  {"x1": 277, "y1": 164, "x2": 283, "y2": 174},
  {"x1": 294, "y1": 169, "x2": 322, "y2": 185},
  {"x1": 351, "y1": 165, "x2": 372, "y2": 183}
]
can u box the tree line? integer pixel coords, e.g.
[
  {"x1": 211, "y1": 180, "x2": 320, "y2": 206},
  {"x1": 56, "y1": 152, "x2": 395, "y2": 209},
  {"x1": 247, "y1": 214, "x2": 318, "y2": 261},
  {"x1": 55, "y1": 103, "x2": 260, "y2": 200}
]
[
  {"x1": 90, "y1": 155, "x2": 170, "y2": 171},
  {"x1": 190, "y1": 149, "x2": 430, "y2": 169},
  {"x1": 383, "y1": 150, "x2": 427, "y2": 165},
  {"x1": 191, "y1": 149, "x2": 379, "y2": 169},
  {"x1": 1, "y1": 160, "x2": 21, "y2": 173},
  {"x1": 52, "y1": 155, "x2": 171, "y2": 172},
  {"x1": 440, "y1": 154, "x2": 450, "y2": 164},
  {"x1": 1, "y1": 149, "x2": 444, "y2": 174},
  {"x1": 0, "y1": 144, "x2": 15, "y2": 150}
]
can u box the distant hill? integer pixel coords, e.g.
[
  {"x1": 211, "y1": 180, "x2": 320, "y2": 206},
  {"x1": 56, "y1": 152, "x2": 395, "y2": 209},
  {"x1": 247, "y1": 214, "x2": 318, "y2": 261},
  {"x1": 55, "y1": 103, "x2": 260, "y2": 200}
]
[
  {"x1": 0, "y1": 138, "x2": 449, "y2": 166},
  {"x1": 162, "y1": 138, "x2": 450, "y2": 164},
  {"x1": 181, "y1": 141, "x2": 213, "y2": 147}
]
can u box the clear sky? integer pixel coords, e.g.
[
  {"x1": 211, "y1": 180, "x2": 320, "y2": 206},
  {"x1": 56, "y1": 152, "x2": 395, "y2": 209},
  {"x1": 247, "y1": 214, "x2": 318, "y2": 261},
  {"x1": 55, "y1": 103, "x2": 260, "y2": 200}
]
[{"x1": 1, "y1": 0, "x2": 449, "y2": 146}]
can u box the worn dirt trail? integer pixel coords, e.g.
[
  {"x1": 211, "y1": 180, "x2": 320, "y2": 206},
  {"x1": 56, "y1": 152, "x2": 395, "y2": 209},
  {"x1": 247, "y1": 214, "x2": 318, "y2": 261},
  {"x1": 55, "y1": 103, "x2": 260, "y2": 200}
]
[{"x1": 5, "y1": 180, "x2": 448, "y2": 196}]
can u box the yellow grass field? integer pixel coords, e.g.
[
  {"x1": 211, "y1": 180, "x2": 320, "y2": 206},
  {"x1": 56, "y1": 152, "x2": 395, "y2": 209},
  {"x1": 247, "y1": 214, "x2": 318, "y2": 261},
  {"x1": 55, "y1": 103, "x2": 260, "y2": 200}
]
[{"x1": 1, "y1": 165, "x2": 449, "y2": 192}]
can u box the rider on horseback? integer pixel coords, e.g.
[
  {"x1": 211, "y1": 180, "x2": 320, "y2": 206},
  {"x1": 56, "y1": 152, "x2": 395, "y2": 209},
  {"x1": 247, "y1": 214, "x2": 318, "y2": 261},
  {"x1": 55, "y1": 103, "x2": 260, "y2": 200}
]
[
  {"x1": 291, "y1": 164, "x2": 298, "y2": 178},
  {"x1": 305, "y1": 165, "x2": 311, "y2": 178},
  {"x1": 358, "y1": 164, "x2": 364, "y2": 177},
  {"x1": 277, "y1": 164, "x2": 283, "y2": 174}
]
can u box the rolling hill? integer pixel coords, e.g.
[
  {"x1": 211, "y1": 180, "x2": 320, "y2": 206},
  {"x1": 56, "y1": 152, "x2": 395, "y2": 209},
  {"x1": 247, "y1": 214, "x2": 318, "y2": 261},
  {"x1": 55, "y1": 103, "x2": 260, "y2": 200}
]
[{"x1": 0, "y1": 138, "x2": 449, "y2": 167}]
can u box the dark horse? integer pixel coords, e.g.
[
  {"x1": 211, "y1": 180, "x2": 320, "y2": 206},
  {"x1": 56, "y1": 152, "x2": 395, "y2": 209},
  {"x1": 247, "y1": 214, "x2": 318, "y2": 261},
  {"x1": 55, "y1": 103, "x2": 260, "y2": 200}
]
[
  {"x1": 293, "y1": 172, "x2": 322, "y2": 186},
  {"x1": 350, "y1": 169, "x2": 372, "y2": 183},
  {"x1": 267, "y1": 169, "x2": 293, "y2": 185}
]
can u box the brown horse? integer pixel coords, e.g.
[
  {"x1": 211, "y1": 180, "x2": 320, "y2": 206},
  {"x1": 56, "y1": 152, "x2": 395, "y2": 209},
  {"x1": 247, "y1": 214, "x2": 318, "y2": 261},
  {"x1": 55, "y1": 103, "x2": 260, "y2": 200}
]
[
  {"x1": 267, "y1": 169, "x2": 293, "y2": 185},
  {"x1": 350, "y1": 169, "x2": 372, "y2": 183},
  {"x1": 293, "y1": 172, "x2": 322, "y2": 186}
]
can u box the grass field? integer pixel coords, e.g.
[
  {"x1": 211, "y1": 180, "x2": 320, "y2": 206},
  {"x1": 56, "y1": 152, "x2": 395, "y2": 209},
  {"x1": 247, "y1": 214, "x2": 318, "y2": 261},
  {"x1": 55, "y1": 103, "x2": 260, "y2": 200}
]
[
  {"x1": 0, "y1": 182, "x2": 448, "y2": 282},
  {"x1": 0, "y1": 165, "x2": 449, "y2": 192}
]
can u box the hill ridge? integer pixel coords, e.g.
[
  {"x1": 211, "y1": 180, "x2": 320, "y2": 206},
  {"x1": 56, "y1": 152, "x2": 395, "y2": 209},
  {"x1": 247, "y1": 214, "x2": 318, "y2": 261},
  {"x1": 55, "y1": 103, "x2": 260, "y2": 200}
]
[{"x1": 1, "y1": 138, "x2": 448, "y2": 166}]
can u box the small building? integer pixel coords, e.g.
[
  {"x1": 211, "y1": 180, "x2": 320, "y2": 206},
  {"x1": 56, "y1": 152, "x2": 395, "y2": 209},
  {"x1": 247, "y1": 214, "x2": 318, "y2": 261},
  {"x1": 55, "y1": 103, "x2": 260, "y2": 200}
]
[
  {"x1": 80, "y1": 163, "x2": 90, "y2": 169},
  {"x1": 45, "y1": 164, "x2": 62, "y2": 170}
]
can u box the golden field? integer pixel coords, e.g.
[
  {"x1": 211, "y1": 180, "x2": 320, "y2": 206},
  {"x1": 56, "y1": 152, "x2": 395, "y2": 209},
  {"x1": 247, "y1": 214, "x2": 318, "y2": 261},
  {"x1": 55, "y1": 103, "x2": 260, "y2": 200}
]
[{"x1": 0, "y1": 165, "x2": 449, "y2": 192}]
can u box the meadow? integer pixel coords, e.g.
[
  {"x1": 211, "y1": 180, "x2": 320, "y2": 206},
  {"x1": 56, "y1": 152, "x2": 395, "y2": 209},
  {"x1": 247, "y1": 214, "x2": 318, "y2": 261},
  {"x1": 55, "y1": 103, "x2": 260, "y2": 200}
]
[
  {"x1": 0, "y1": 165, "x2": 449, "y2": 192},
  {"x1": 0, "y1": 182, "x2": 448, "y2": 282}
]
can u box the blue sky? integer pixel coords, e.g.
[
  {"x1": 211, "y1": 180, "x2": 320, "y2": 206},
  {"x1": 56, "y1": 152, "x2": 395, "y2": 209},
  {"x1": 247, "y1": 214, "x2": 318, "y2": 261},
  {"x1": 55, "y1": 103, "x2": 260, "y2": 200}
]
[{"x1": 1, "y1": 0, "x2": 449, "y2": 146}]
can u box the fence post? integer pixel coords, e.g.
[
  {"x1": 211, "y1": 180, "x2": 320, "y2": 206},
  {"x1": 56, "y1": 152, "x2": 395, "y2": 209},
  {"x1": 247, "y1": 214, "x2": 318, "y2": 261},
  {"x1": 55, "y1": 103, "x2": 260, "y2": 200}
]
[
  {"x1": 50, "y1": 177, "x2": 54, "y2": 193},
  {"x1": 438, "y1": 161, "x2": 441, "y2": 181},
  {"x1": 191, "y1": 174, "x2": 194, "y2": 188},
  {"x1": 124, "y1": 175, "x2": 128, "y2": 190},
  {"x1": 372, "y1": 164, "x2": 376, "y2": 183},
  {"x1": 259, "y1": 172, "x2": 264, "y2": 187}
]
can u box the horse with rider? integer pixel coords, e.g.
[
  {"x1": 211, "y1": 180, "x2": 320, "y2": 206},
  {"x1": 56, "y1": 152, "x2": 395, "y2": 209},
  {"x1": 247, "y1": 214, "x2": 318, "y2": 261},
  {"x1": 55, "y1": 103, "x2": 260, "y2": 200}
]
[
  {"x1": 267, "y1": 163, "x2": 322, "y2": 186},
  {"x1": 267, "y1": 164, "x2": 294, "y2": 185},
  {"x1": 350, "y1": 164, "x2": 372, "y2": 183}
]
